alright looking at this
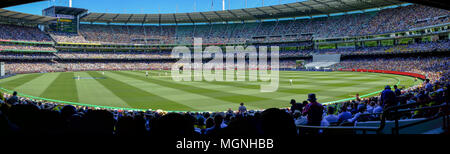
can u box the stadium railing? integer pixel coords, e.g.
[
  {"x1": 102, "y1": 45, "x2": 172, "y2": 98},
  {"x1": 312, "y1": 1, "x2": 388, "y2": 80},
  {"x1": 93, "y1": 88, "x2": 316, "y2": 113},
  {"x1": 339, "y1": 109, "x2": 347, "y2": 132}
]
[
  {"x1": 383, "y1": 102, "x2": 449, "y2": 135},
  {"x1": 296, "y1": 102, "x2": 449, "y2": 135}
]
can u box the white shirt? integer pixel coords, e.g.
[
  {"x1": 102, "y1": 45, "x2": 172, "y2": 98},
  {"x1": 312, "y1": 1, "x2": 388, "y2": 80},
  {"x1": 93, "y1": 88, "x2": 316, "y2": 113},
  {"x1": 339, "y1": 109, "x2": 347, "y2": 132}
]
[
  {"x1": 221, "y1": 122, "x2": 227, "y2": 128},
  {"x1": 321, "y1": 119, "x2": 330, "y2": 126},
  {"x1": 348, "y1": 111, "x2": 369, "y2": 123},
  {"x1": 324, "y1": 114, "x2": 339, "y2": 123},
  {"x1": 295, "y1": 116, "x2": 308, "y2": 125},
  {"x1": 373, "y1": 105, "x2": 383, "y2": 113},
  {"x1": 366, "y1": 105, "x2": 374, "y2": 113}
]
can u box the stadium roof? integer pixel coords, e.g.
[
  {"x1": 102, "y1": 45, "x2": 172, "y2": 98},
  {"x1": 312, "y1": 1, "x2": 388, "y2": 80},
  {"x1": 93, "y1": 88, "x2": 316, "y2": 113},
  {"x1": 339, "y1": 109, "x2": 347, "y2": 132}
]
[
  {"x1": 81, "y1": 0, "x2": 404, "y2": 24},
  {"x1": 0, "y1": 8, "x2": 56, "y2": 24}
]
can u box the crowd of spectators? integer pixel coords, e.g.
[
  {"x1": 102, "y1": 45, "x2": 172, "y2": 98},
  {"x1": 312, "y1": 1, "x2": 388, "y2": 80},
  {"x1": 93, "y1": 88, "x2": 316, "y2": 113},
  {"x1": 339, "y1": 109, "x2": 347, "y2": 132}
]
[
  {"x1": 0, "y1": 5, "x2": 447, "y2": 46},
  {"x1": 50, "y1": 5, "x2": 448, "y2": 45},
  {"x1": 4, "y1": 62, "x2": 144, "y2": 74},
  {"x1": 0, "y1": 3, "x2": 448, "y2": 136},
  {"x1": 302, "y1": 40, "x2": 449, "y2": 55},
  {"x1": 4, "y1": 62, "x2": 176, "y2": 74},
  {"x1": 0, "y1": 24, "x2": 52, "y2": 42},
  {"x1": 49, "y1": 32, "x2": 89, "y2": 43},
  {"x1": 0, "y1": 52, "x2": 56, "y2": 59},
  {"x1": 21, "y1": 39, "x2": 441, "y2": 62},
  {"x1": 4, "y1": 63, "x2": 61, "y2": 74},
  {"x1": 384, "y1": 40, "x2": 450, "y2": 53},
  {"x1": 0, "y1": 49, "x2": 448, "y2": 135},
  {"x1": 0, "y1": 44, "x2": 56, "y2": 52},
  {"x1": 79, "y1": 24, "x2": 177, "y2": 45},
  {"x1": 1, "y1": 40, "x2": 444, "y2": 60},
  {"x1": 4, "y1": 60, "x2": 300, "y2": 74},
  {"x1": 55, "y1": 51, "x2": 173, "y2": 59},
  {"x1": 0, "y1": 68, "x2": 446, "y2": 135},
  {"x1": 363, "y1": 4, "x2": 449, "y2": 35},
  {"x1": 332, "y1": 57, "x2": 449, "y2": 81},
  {"x1": 63, "y1": 62, "x2": 174, "y2": 72}
]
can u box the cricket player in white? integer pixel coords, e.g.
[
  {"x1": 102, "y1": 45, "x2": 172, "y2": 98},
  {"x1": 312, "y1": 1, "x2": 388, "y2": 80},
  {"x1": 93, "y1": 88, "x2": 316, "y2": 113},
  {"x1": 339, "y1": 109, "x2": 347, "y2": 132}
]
[
  {"x1": 289, "y1": 79, "x2": 293, "y2": 86},
  {"x1": 146, "y1": 71, "x2": 149, "y2": 78}
]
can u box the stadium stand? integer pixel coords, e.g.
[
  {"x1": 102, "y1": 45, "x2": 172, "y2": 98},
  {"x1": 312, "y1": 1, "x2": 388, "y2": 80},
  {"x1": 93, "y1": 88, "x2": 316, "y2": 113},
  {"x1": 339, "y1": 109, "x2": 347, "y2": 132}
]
[
  {"x1": 0, "y1": 1, "x2": 448, "y2": 136},
  {"x1": 0, "y1": 65, "x2": 448, "y2": 135},
  {"x1": 41, "y1": 4, "x2": 447, "y2": 45},
  {"x1": 0, "y1": 24, "x2": 52, "y2": 42}
]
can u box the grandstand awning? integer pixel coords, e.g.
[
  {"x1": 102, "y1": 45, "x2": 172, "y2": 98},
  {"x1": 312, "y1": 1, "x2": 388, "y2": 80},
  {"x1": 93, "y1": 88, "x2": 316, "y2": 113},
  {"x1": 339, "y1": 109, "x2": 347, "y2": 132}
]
[
  {"x1": 0, "y1": 9, "x2": 56, "y2": 24},
  {"x1": 80, "y1": 0, "x2": 404, "y2": 24}
]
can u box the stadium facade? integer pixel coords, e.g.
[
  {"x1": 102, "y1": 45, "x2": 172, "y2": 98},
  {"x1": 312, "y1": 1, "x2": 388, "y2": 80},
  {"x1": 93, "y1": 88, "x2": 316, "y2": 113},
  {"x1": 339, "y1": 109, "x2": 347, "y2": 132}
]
[{"x1": 0, "y1": 0, "x2": 448, "y2": 136}]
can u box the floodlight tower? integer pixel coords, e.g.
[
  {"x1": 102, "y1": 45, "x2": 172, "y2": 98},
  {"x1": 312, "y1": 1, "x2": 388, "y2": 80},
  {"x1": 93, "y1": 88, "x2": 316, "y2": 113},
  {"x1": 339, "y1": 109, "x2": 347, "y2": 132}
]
[
  {"x1": 69, "y1": 0, "x2": 72, "y2": 7},
  {"x1": 222, "y1": 0, "x2": 225, "y2": 10}
]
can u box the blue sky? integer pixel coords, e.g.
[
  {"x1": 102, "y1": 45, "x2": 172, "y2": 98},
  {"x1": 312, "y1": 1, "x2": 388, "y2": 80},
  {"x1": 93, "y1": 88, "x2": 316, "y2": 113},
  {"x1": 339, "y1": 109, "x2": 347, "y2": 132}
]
[{"x1": 6, "y1": 0, "x2": 305, "y2": 15}]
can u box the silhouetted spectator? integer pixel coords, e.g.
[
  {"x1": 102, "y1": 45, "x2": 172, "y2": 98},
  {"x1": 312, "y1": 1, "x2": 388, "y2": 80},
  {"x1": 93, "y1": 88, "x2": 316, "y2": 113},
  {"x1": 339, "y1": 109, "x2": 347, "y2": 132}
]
[
  {"x1": 261, "y1": 108, "x2": 296, "y2": 136},
  {"x1": 6, "y1": 91, "x2": 19, "y2": 105},
  {"x1": 302, "y1": 94, "x2": 324, "y2": 126},
  {"x1": 205, "y1": 114, "x2": 223, "y2": 135},
  {"x1": 149, "y1": 113, "x2": 197, "y2": 137},
  {"x1": 394, "y1": 85, "x2": 401, "y2": 96},
  {"x1": 381, "y1": 85, "x2": 397, "y2": 107},
  {"x1": 290, "y1": 99, "x2": 303, "y2": 112}
]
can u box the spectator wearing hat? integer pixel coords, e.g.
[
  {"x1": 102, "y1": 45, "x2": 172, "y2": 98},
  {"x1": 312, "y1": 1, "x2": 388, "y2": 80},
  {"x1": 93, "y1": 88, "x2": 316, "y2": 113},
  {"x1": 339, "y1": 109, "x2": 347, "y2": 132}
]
[{"x1": 302, "y1": 93, "x2": 324, "y2": 126}]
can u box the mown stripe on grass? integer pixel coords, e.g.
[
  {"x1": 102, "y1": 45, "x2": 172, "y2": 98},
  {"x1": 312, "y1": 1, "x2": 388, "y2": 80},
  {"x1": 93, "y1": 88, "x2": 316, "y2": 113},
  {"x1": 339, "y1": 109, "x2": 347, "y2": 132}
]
[
  {"x1": 40, "y1": 72, "x2": 79, "y2": 102},
  {"x1": 137, "y1": 70, "x2": 368, "y2": 100},
  {"x1": 74, "y1": 72, "x2": 131, "y2": 108},
  {"x1": 139, "y1": 70, "x2": 364, "y2": 96},
  {"x1": 15, "y1": 72, "x2": 60, "y2": 96},
  {"x1": 143, "y1": 70, "x2": 389, "y2": 104},
  {"x1": 87, "y1": 71, "x2": 195, "y2": 110},
  {"x1": 0, "y1": 73, "x2": 44, "y2": 90},
  {"x1": 0, "y1": 74, "x2": 31, "y2": 83},
  {"x1": 138, "y1": 70, "x2": 314, "y2": 96},
  {"x1": 116, "y1": 71, "x2": 269, "y2": 104},
  {"x1": 106, "y1": 71, "x2": 255, "y2": 111}
]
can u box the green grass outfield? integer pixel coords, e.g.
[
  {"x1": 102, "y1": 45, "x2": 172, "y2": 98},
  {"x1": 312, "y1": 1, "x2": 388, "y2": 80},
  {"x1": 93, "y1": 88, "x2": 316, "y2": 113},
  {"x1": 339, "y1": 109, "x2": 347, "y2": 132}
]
[{"x1": 0, "y1": 70, "x2": 420, "y2": 111}]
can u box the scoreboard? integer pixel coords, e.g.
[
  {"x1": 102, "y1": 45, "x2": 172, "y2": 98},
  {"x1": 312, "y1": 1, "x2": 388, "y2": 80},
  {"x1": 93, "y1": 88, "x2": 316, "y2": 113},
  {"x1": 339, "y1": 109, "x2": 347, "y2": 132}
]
[
  {"x1": 43, "y1": 6, "x2": 88, "y2": 33},
  {"x1": 53, "y1": 18, "x2": 77, "y2": 33},
  {"x1": 46, "y1": 17, "x2": 77, "y2": 33}
]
